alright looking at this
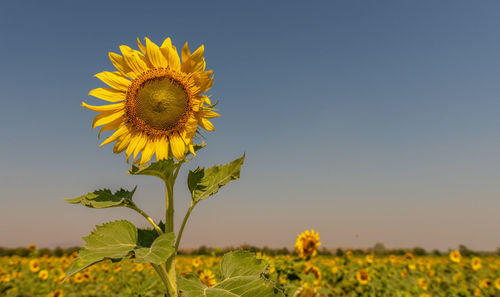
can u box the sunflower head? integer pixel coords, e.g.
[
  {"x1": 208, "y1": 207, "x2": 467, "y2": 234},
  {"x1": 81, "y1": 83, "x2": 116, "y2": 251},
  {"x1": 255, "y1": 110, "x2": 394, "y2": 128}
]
[
  {"x1": 449, "y1": 250, "x2": 462, "y2": 263},
  {"x1": 356, "y1": 269, "x2": 370, "y2": 285},
  {"x1": 29, "y1": 259, "x2": 40, "y2": 273},
  {"x1": 471, "y1": 257, "x2": 482, "y2": 271},
  {"x1": 294, "y1": 229, "x2": 321, "y2": 259},
  {"x1": 199, "y1": 269, "x2": 216, "y2": 288},
  {"x1": 83, "y1": 37, "x2": 219, "y2": 164}
]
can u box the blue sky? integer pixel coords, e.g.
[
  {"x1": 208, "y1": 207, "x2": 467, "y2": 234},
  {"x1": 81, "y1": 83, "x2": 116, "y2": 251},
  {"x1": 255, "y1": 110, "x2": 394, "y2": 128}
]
[{"x1": 1, "y1": 0, "x2": 500, "y2": 251}]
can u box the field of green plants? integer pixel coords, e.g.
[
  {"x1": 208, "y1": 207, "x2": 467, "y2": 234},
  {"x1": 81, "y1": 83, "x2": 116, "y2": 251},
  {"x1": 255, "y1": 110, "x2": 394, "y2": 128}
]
[{"x1": 1, "y1": 246, "x2": 499, "y2": 297}]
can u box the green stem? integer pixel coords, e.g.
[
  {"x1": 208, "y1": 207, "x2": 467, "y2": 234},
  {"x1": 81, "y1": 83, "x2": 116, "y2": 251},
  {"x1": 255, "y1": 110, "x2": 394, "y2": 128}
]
[
  {"x1": 128, "y1": 204, "x2": 163, "y2": 235},
  {"x1": 162, "y1": 162, "x2": 182, "y2": 297},
  {"x1": 175, "y1": 202, "x2": 196, "y2": 251},
  {"x1": 165, "y1": 180, "x2": 174, "y2": 233},
  {"x1": 152, "y1": 264, "x2": 169, "y2": 290}
]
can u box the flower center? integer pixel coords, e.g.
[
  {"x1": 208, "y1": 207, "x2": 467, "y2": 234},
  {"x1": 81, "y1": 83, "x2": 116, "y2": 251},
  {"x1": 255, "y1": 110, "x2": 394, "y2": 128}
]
[{"x1": 125, "y1": 69, "x2": 193, "y2": 136}]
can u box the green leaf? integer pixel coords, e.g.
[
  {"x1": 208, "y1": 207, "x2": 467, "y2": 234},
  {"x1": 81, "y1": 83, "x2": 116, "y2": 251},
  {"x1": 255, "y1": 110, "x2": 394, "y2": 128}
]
[
  {"x1": 63, "y1": 187, "x2": 136, "y2": 208},
  {"x1": 65, "y1": 220, "x2": 176, "y2": 280},
  {"x1": 220, "y1": 250, "x2": 266, "y2": 278},
  {"x1": 128, "y1": 159, "x2": 177, "y2": 183},
  {"x1": 134, "y1": 232, "x2": 175, "y2": 265},
  {"x1": 65, "y1": 220, "x2": 137, "y2": 279},
  {"x1": 188, "y1": 154, "x2": 245, "y2": 203},
  {"x1": 178, "y1": 251, "x2": 284, "y2": 297}
]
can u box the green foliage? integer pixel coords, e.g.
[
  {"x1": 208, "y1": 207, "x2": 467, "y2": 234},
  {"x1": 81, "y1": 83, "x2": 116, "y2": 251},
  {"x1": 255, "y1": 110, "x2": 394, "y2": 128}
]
[
  {"x1": 128, "y1": 159, "x2": 178, "y2": 183},
  {"x1": 135, "y1": 232, "x2": 175, "y2": 265},
  {"x1": 178, "y1": 251, "x2": 284, "y2": 297},
  {"x1": 65, "y1": 220, "x2": 174, "y2": 279},
  {"x1": 63, "y1": 187, "x2": 137, "y2": 208},
  {"x1": 187, "y1": 154, "x2": 245, "y2": 203}
]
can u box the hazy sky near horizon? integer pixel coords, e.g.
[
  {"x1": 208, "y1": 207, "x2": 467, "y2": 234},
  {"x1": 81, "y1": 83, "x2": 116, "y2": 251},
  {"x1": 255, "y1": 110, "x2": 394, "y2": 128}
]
[{"x1": 1, "y1": 0, "x2": 500, "y2": 251}]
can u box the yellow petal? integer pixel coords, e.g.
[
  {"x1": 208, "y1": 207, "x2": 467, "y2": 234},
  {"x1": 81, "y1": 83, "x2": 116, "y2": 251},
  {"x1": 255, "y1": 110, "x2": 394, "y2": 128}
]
[
  {"x1": 137, "y1": 37, "x2": 147, "y2": 54},
  {"x1": 82, "y1": 102, "x2": 124, "y2": 113},
  {"x1": 182, "y1": 44, "x2": 206, "y2": 74},
  {"x1": 169, "y1": 133, "x2": 185, "y2": 160},
  {"x1": 201, "y1": 109, "x2": 220, "y2": 119},
  {"x1": 99, "y1": 124, "x2": 128, "y2": 146},
  {"x1": 160, "y1": 40, "x2": 180, "y2": 71},
  {"x1": 132, "y1": 135, "x2": 147, "y2": 162},
  {"x1": 125, "y1": 134, "x2": 141, "y2": 161},
  {"x1": 145, "y1": 37, "x2": 168, "y2": 68},
  {"x1": 181, "y1": 42, "x2": 191, "y2": 64},
  {"x1": 94, "y1": 71, "x2": 130, "y2": 91},
  {"x1": 181, "y1": 116, "x2": 198, "y2": 143},
  {"x1": 92, "y1": 110, "x2": 125, "y2": 129},
  {"x1": 97, "y1": 117, "x2": 122, "y2": 138},
  {"x1": 120, "y1": 45, "x2": 149, "y2": 74},
  {"x1": 109, "y1": 52, "x2": 136, "y2": 79},
  {"x1": 155, "y1": 137, "x2": 169, "y2": 160},
  {"x1": 199, "y1": 118, "x2": 214, "y2": 131},
  {"x1": 139, "y1": 140, "x2": 155, "y2": 164},
  {"x1": 88, "y1": 88, "x2": 126, "y2": 102},
  {"x1": 114, "y1": 133, "x2": 131, "y2": 153}
]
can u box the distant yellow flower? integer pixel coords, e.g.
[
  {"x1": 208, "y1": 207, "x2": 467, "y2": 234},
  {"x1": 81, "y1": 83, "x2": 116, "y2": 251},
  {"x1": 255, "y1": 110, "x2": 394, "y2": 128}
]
[
  {"x1": 356, "y1": 269, "x2": 370, "y2": 285},
  {"x1": 473, "y1": 288, "x2": 481, "y2": 296},
  {"x1": 331, "y1": 266, "x2": 338, "y2": 274},
  {"x1": 345, "y1": 250, "x2": 353, "y2": 260},
  {"x1": 38, "y1": 269, "x2": 49, "y2": 280},
  {"x1": 420, "y1": 294, "x2": 431, "y2": 297},
  {"x1": 449, "y1": 250, "x2": 461, "y2": 263},
  {"x1": 293, "y1": 282, "x2": 318, "y2": 297},
  {"x1": 294, "y1": 229, "x2": 321, "y2": 259},
  {"x1": 427, "y1": 269, "x2": 435, "y2": 277},
  {"x1": 192, "y1": 256, "x2": 203, "y2": 268},
  {"x1": 366, "y1": 254, "x2": 374, "y2": 264},
  {"x1": 471, "y1": 257, "x2": 482, "y2": 271},
  {"x1": 405, "y1": 252, "x2": 414, "y2": 260},
  {"x1": 418, "y1": 277, "x2": 428, "y2": 290},
  {"x1": 495, "y1": 278, "x2": 500, "y2": 290},
  {"x1": 83, "y1": 37, "x2": 218, "y2": 164},
  {"x1": 479, "y1": 278, "x2": 492, "y2": 289},
  {"x1": 0, "y1": 274, "x2": 10, "y2": 283},
  {"x1": 389, "y1": 254, "x2": 397, "y2": 264},
  {"x1": 47, "y1": 289, "x2": 63, "y2": 297},
  {"x1": 304, "y1": 264, "x2": 322, "y2": 281},
  {"x1": 135, "y1": 263, "x2": 144, "y2": 272},
  {"x1": 74, "y1": 272, "x2": 84, "y2": 283},
  {"x1": 29, "y1": 259, "x2": 40, "y2": 272},
  {"x1": 453, "y1": 272, "x2": 462, "y2": 283},
  {"x1": 199, "y1": 269, "x2": 216, "y2": 287},
  {"x1": 28, "y1": 244, "x2": 37, "y2": 251}
]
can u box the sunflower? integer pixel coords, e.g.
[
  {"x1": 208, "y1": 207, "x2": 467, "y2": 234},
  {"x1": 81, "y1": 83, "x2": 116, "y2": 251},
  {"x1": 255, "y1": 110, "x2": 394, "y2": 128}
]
[
  {"x1": 495, "y1": 278, "x2": 500, "y2": 290},
  {"x1": 479, "y1": 278, "x2": 492, "y2": 289},
  {"x1": 304, "y1": 264, "x2": 322, "y2": 281},
  {"x1": 29, "y1": 259, "x2": 40, "y2": 273},
  {"x1": 471, "y1": 257, "x2": 482, "y2": 271},
  {"x1": 294, "y1": 229, "x2": 321, "y2": 259},
  {"x1": 199, "y1": 269, "x2": 216, "y2": 287},
  {"x1": 47, "y1": 289, "x2": 63, "y2": 297},
  {"x1": 418, "y1": 277, "x2": 428, "y2": 290},
  {"x1": 83, "y1": 37, "x2": 219, "y2": 164},
  {"x1": 449, "y1": 250, "x2": 461, "y2": 263},
  {"x1": 356, "y1": 269, "x2": 370, "y2": 285},
  {"x1": 38, "y1": 269, "x2": 49, "y2": 280}
]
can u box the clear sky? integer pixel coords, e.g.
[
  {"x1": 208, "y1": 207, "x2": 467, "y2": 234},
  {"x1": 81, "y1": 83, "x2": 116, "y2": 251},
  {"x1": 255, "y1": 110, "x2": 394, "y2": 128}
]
[{"x1": 1, "y1": 0, "x2": 500, "y2": 251}]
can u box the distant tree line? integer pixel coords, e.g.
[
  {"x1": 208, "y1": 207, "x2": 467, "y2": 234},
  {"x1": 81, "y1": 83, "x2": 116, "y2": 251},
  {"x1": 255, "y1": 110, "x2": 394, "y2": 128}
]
[{"x1": 1, "y1": 243, "x2": 499, "y2": 257}]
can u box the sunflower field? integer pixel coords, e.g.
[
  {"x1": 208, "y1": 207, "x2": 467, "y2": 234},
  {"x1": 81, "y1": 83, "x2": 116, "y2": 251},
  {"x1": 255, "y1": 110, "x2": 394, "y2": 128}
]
[{"x1": 2, "y1": 242, "x2": 500, "y2": 297}]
